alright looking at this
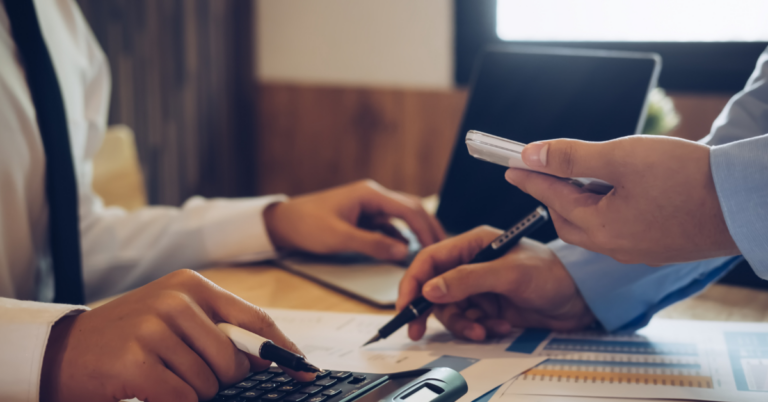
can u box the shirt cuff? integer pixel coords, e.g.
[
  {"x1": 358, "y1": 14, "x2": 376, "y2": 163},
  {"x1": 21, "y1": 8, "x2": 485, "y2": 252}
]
[
  {"x1": 190, "y1": 194, "x2": 288, "y2": 263},
  {"x1": 710, "y1": 135, "x2": 768, "y2": 279},
  {"x1": 0, "y1": 298, "x2": 88, "y2": 402},
  {"x1": 549, "y1": 239, "x2": 740, "y2": 333}
]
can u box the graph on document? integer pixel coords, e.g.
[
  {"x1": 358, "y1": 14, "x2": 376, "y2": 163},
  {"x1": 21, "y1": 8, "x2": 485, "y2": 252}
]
[
  {"x1": 518, "y1": 337, "x2": 714, "y2": 388},
  {"x1": 495, "y1": 320, "x2": 768, "y2": 402}
]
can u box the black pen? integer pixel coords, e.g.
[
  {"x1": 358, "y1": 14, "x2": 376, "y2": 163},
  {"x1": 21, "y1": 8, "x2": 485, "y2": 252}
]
[
  {"x1": 362, "y1": 206, "x2": 549, "y2": 347},
  {"x1": 218, "y1": 323, "x2": 321, "y2": 373}
]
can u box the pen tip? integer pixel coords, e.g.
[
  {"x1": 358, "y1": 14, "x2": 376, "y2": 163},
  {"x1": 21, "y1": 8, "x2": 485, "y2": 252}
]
[{"x1": 362, "y1": 334, "x2": 381, "y2": 347}]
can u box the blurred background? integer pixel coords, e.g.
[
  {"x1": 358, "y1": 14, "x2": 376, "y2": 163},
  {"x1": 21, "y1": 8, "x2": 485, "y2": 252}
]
[{"x1": 75, "y1": 0, "x2": 767, "y2": 206}]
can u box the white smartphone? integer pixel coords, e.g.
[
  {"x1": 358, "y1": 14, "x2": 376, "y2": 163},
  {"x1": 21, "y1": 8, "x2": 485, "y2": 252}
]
[{"x1": 465, "y1": 130, "x2": 614, "y2": 194}]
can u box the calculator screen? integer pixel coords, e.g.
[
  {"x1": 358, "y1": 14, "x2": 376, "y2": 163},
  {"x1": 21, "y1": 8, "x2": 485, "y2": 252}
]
[
  {"x1": 354, "y1": 372, "x2": 425, "y2": 402},
  {"x1": 402, "y1": 386, "x2": 439, "y2": 402}
]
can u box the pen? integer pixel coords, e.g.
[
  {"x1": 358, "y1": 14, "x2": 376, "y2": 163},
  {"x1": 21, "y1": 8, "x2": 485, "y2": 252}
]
[
  {"x1": 362, "y1": 206, "x2": 549, "y2": 347},
  {"x1": 218, "y1": 323, "x2": 321, "y2": 373}
]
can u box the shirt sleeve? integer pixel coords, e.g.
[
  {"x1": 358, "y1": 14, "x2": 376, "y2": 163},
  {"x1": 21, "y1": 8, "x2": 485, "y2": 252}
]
[
  {"x1": 78, "y1": 194, "x2": 288, "y2": 303},
  {"x1": 700, "y1": 46, "x2": 768, "y2": 278},
  {"x1": 549, "y1": 239, "x2": 742, "y2": 333},
  {"x1": 0, "y1": 298, "x2": 88, "y2": 402}
]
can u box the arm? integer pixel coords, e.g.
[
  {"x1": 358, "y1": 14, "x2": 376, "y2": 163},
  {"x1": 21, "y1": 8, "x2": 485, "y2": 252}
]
[
  {"x1": 551, "y1": 239, "x2": 742, "y2": 332},
  {"x1": 702, "y1": 48, "x2": 768, "y2": 278}
]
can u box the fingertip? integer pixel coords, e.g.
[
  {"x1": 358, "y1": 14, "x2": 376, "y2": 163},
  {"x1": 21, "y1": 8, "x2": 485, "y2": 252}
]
[
  {"x1": 408, "y1": 322, "x2": 426, "y2": 341},
  {"x1": 463, "y1": 323, "x2": 486, "y2": 341},
  {"x1": 522, "y1": 142, "x2": 549, "y2": 169},
  {"x1": 390, "y1": 242, "x2": 410, "y2": 261}
]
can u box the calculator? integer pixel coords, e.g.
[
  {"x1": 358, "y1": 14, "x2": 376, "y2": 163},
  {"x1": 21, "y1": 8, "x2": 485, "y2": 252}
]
[{"x1": 215, "y1": 366, "x2": 468, "y2": 402}]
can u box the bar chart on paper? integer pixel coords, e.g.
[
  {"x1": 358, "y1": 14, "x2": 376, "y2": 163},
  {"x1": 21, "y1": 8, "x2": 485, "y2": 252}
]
[
  {"x1": 521, "y1": 338, "x2": 713, "y2": 388},
  {"x1": 492, "y1": 319, "x2": 768, "y2": 402}
]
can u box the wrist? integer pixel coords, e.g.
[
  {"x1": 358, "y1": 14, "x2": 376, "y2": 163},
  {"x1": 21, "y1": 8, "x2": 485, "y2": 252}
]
[
  {"x1": 40, "y1": 314, "x2": 78, "y2": 402},
  {"x1": 263, "y1": 201, "x2": 293, "y2": 251}
]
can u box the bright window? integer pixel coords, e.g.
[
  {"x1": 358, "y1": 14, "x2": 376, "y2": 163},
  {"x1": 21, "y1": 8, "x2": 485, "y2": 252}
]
[{"x1": 497, "y1": 0, "x2": 768, "y2": 42}]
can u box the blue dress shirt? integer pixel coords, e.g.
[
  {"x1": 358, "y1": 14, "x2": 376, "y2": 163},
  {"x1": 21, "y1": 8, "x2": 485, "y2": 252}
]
[{"x1": 553, "y1": 46, "x2": 768, "y2": 333}]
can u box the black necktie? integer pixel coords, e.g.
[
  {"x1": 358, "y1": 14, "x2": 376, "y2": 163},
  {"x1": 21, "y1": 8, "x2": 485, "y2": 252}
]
[{"x1": 4, "y1": 0, "x2": 85, "y2": 304}]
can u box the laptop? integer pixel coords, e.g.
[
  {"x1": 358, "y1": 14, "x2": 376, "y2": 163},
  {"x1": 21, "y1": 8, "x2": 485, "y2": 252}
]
[{"x1": 278, "y1": 45, "x2": 661, "y2": 307}]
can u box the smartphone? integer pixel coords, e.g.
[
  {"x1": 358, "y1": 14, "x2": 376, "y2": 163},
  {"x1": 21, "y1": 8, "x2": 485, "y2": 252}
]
[{"x1": 465, "y1": 130, "x2": 614, "y2": 194}]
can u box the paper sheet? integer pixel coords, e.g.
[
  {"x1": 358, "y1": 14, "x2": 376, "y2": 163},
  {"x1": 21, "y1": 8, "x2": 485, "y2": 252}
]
[
  {"x1": 487, "y1": 318, "x2": 768, "y2": 402},
  {"x1": 265, "y1": 308, "x2": 546, "y2": 402}
]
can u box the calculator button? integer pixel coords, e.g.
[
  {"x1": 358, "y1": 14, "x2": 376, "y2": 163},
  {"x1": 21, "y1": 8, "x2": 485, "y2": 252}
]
[
  {"x1": 348, "y1": 375, "x2": 366, "y2": 384},
  {"x1": 285, "y1": 393, "x2": 308, "y2": 402},
  {"x1": 269, "y1": 367, "x2": 285, "y2": 374},
  {"x1": 239, "y1": 390, "x2": 264, "y2": 399},
  {"x1": 315, "y1": 370, "x2": 332, "y2": 379},
  {"x1": 314, "y1": 378, "x2": 337, "y2": 387},
  {"x1": 300, "y1": 386, "x2": 323, "y2": 395},
  {"x1": 307, "y1": 396, "x2": 326, "y2": 402},
  {"x1": 220, "y1": 387, "x2": 244, "y2": 397},
  {"x1": 278, "y1": 384, "x2": 302, "y2": 392},
  {"x1": 329, "y1": 371, "x2": 351, "y2": 380},
  {"x1": 258, "y1": 382, "x2": 278, "y2": 390},
  {"x1": 272, "y1": 375, "x2": 293, "y2": 383},
  {"x1": 321, "y1": 389, "x2": 342, "y2": 397},
  {"x1": 253, "y1": 373, "x2": 275, "y2": 381},
  {"x1": 261, "y1": 391, "x2": 285, "y2": 401},
  {"x1": 237, "y1": 381, "x2": 259, "y2": 389}
]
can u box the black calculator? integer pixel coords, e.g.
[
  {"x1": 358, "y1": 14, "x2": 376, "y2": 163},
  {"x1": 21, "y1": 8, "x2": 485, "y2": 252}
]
[{"x1": 215, "y1": 366, "x2": 467, "y2": 402}]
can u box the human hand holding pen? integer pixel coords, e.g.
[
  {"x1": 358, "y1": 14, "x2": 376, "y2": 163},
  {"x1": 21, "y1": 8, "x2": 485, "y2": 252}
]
[
  {"x1": 41, "y1": 270, "x2": 314, "y2": 402},
  {"x1": 396, "y1": 227, "x2": 596, "y2": 342}
]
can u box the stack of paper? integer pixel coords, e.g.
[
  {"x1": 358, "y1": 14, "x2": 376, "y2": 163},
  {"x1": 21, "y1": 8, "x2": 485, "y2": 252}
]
[{"x1": 267, "y1": 309, "x2": 768, "y2": 402}]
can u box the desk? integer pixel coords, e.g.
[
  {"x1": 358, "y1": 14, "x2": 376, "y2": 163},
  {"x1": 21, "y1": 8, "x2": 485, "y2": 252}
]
[{"x1": 192, "y1": 263, "x2": 768, "y2": 323}]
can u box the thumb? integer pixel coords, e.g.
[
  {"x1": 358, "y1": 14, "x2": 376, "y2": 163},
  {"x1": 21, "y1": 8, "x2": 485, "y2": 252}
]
[
  {"x1": 421, "y1": 263, "x2": 509, "y2": 304},
  {"x1": 342, "y1": 226, "x2": 410, "y2": 261},
  {"x1": 521, "y1": 139, "x2": 615, "y2": 182}
]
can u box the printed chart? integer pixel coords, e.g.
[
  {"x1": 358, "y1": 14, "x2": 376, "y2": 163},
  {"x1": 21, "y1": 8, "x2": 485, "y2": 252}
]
[{"x1": 493, "y1": 319, "x2": 768, "y2": 402}]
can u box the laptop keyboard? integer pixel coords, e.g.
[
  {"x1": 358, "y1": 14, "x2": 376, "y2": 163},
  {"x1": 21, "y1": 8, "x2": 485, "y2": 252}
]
[{"x1": 216, "y1": 367, "x2": 388, "y2": 402}]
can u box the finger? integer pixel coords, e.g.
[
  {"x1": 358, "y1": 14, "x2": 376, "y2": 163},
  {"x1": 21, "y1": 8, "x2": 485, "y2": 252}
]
[
  {"x1": 396, "y1": 226, "x2": 501, "y2": 312},
  {"x1": 422, "y1": 260, "x2": 519, "y2": 304},
  {"x1": 365, "y1": 218, "x2": 410, "y2": 245},
  {"x1": 360, "y1": 184, "x2": 439, "y2": 247},
  {"x1": 468, "y1": 294, "x2": 500, "y2": 319},
  {"x1": 520, "y1": 139, "x2": 618, "y2": 182},
  {"x1": 157, "y1": 290, "x2": 251, "y2": 387},
  {"x1": 428, "y1": 214, "x2": 448, "y2": 242},
  {"x1": 153, "y1": 328, "x2": 220, "y2": 401},
  {"x1": 505, "y1": 168, "x2": 602, "y2": 229},
  {"x1": 477, "y1": 317, "x2": 513, "y2": 337},
  {"x1": 397, "y1": 192, "x2": 447, "y2": 243},
  {"x1": 340, "y1": 224, "x2": 410, "y2": 261},
  {"x1": 407, "y1": 313, "x2": 430, "y2": 341},
  {"x1": 433, "y1": 304, "x2": 486, "y2": 341},
  {"x1": 199, "y1": 284, "x2": 316, "y2": 382},
  {"x1": 130, "y1": 365, "x2": 198, "y2": 402}
]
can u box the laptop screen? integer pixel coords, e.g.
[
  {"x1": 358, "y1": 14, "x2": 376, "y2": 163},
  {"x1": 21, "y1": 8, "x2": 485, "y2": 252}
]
[{"x1": 437, "y1": 46, "x2": 660, "y2": 241}]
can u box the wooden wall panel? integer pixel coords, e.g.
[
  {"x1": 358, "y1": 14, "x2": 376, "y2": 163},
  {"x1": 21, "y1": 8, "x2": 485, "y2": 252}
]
[
  {"x1": 76, "y1": 0, "x2": 256, "y2": 205},
  {"x1": 255, "y1": 84, "x2": 733, "y2": 198},
  {"x1": 256, "y1": 84, "x2": 468, "y2": 197}
]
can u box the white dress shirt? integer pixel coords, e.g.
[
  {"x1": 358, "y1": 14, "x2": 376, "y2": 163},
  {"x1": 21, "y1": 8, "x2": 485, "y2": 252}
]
[{"x1": 0, "y1": 1, "x2": 284, "y2": 400}]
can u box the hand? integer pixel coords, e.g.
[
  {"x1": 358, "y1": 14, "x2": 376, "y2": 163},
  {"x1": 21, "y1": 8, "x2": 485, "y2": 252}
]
[
  {"x1": 504, "y1": 136, "x2": 740, "y2": 265},
  {"x1": 40, "y1": 270, "x2": 314, "y2": 402},
  {"x1": 264, "y1": 180, "x2": 446, "y2": 261},
  {"x1": 397, "y1": 226, "x2": 595, "y2": 342}
]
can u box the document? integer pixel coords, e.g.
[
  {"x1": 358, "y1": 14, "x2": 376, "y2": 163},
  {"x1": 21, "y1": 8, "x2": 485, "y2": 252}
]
[
  {"x1": 265, "y1": 308, "x2": 546, "y2": 402},
  {"x1": 488, "y1": 318, "x2": 768, "y2": 402}
]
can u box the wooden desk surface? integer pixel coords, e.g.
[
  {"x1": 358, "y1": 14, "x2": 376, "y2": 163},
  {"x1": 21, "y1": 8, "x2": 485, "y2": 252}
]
[{"x1": 198, "y1": 263, "x2": 768, "y2": 323}]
